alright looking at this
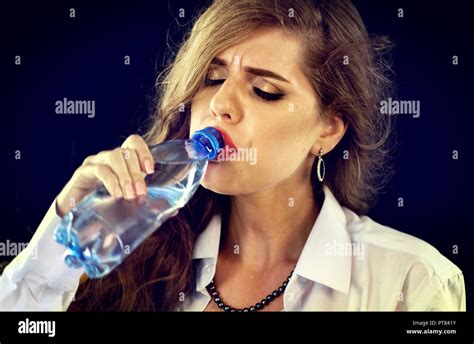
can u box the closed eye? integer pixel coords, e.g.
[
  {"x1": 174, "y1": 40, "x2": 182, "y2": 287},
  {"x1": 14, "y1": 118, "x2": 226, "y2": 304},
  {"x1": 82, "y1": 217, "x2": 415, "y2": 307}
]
[{"x1": 203, "y1": 77, "x2": 285, "y2": 102}]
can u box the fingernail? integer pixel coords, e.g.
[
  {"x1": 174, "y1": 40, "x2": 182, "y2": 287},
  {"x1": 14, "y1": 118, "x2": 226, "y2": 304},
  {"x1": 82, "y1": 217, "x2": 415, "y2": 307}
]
[
  {"x1": 135, "y1": 180, "x2": 146, "y2": 195},
  {"x1": 114, "y1": 186, "x2": 123, "y2": 198},
  {"x1": 124, "y1": 182, "x2": 135, "y2": 199},
  {"x1": 144, "y1": 159, "x2": 154, "y2": 174}
]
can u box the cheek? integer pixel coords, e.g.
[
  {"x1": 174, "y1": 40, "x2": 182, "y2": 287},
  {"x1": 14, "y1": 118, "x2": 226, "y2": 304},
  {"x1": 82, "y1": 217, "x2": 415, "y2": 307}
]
[
  {"x1": 259, "y1": 118, "x2": 313, "y2": 160},
  {"x1": 257, "y1": 137, "x2": 303, "y2": 177},
  {"x1": 201, "y1": 162, "x2": 239, "y2": 195},
  {"x1": 189, "y1": 115, "x2": 199, "y2": 135},
  {"x1": 245, "y1": 131, "x2": 309, "y2": 181},
  {"x1": 189, "y1": 97, "x2": 209, "y2": 134}
]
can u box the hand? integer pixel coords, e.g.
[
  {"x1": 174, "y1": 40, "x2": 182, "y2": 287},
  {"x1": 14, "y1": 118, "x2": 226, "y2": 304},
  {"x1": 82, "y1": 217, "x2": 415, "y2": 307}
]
[{"x1": 56, "y1": 135, "x2": 155, "y2": 217}]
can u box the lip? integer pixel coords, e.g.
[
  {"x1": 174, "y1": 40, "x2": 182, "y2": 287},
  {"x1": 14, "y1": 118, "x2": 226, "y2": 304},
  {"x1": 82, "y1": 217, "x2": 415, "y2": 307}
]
[{"x1": 214, "y1": 127, "x2": 238, "y2": 150}]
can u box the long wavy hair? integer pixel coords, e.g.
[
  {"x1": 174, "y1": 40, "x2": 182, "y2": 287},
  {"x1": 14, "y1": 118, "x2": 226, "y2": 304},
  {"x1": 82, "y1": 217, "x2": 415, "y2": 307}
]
[{"x1": 68, "y1": 0, "x2": 395, "y2": 311}]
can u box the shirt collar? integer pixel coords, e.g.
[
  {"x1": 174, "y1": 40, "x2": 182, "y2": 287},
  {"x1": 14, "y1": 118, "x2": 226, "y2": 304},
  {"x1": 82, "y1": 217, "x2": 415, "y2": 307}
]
[
  {"x1": 192, "y1": 214, "x2": 222, "y2": 261},
  {"x1": 293, "y1": 184, "x2": 351, "y2": 294},
  {"x1": 192, "y1": 214, "x2": 222, "y2": 293},
  {"x1": 192, "y1": 184, "x2": 352, "y2": 295}
]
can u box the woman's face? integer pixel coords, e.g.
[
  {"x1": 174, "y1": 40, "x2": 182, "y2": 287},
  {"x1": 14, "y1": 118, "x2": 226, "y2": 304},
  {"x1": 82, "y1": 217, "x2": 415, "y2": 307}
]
[{"x1": 190, "y1": 27, "x2": 327, "y2": 195}]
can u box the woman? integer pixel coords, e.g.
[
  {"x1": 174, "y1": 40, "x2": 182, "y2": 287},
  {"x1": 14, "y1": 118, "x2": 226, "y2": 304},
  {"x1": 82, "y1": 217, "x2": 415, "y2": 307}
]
[{"x1": 0, "y1": 0, "x2": 465, "y2": 311}]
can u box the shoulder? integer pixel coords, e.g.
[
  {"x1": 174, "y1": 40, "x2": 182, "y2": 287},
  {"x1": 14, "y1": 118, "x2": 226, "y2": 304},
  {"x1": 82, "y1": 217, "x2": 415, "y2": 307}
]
[
  {"x1": 342, "y1": 207, "x2": 465, "y2": 310},
  {"x1": 342, "y1": 207, "x2": 461, "y2": 277}
]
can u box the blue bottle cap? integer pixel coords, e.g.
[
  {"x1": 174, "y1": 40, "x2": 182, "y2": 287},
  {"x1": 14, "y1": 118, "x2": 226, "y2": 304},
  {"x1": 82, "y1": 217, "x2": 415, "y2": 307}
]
[{"x1": 191, "y1": 127, "x2": 225, "y2": 160}]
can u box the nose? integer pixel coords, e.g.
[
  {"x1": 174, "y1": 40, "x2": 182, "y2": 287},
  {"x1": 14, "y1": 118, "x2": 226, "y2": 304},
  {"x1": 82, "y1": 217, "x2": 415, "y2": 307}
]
[{"x1": 209, "y1": 79, "x2": 242, "y2": 124}]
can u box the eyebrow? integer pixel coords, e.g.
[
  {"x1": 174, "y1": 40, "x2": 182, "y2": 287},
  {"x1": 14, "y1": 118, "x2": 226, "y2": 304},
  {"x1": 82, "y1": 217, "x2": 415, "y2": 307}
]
[{"x1": 211, "y1": 57, "x2": 291, "y2": 84}]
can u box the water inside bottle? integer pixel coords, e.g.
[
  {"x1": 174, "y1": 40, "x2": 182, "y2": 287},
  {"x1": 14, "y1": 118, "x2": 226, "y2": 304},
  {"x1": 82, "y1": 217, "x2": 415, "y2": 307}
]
[{"x1": 55, "y1": 158, "x2": 207, "y2": 278}]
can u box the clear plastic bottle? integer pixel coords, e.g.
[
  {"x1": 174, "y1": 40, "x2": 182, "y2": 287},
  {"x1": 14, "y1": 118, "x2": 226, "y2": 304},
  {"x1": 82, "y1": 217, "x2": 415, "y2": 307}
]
[{"x1": 53, "y1": 127, "x2": 224, "y2": 279}]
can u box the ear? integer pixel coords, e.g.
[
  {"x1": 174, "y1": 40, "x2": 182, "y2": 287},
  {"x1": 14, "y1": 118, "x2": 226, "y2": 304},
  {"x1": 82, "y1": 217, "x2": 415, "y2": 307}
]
[{"x1": 310, "y1": 115, "x2": 348, "y2": 156}]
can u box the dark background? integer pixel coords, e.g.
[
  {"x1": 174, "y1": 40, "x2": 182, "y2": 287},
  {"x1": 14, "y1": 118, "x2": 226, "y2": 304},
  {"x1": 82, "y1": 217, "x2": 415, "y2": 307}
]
[{"x1": 1, "y1": 0, "x2": 472, "y2": 310}]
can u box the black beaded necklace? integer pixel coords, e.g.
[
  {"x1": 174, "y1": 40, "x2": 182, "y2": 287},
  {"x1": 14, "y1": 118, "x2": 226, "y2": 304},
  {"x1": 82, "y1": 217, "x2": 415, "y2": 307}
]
[{"x1": 205, "y1": 269, "x2": 294, "y2": 312}]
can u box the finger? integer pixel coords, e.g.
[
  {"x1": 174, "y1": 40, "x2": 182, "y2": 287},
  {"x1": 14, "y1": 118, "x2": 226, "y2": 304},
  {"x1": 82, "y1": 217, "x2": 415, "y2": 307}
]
[
  {"x1": 78, "y1": 164, "x2": 122, "y2": 198},
  {"x1": 81, "y1": 150, "x2": 111, "y2": 167},
  {"x1": 121, "y1": 148, "x2": 147, "y2": 196},
  {"x1": 121, "y1": 134, "x2": 155, "y2": 174},
  {"x1": 107, "y1": 148, "x2": 135, "y2": 199}
]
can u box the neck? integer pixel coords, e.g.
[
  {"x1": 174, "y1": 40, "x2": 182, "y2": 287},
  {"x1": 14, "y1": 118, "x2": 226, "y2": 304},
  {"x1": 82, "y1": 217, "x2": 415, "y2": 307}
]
[{"x1": 222, "y1": 173, "x2": 320, "y2": 272}]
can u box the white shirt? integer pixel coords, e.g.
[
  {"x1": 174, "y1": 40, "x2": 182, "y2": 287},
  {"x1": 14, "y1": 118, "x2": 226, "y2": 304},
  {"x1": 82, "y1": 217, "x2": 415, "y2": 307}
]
[{"x1": 0, "y1": 185, "x2": 466, "y2": 311}]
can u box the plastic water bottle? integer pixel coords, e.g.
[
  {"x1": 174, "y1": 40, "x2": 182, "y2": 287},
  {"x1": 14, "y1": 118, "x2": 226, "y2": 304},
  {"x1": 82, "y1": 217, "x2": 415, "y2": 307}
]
[{"x1": 53, "y1": 127, "x2": 224, "y2": 279}]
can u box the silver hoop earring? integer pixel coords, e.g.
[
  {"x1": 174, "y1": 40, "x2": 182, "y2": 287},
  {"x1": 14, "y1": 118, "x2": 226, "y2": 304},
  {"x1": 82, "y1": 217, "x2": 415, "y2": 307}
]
[{"x1": 317, "y1": 148, "x2": 325, "y2": 182}]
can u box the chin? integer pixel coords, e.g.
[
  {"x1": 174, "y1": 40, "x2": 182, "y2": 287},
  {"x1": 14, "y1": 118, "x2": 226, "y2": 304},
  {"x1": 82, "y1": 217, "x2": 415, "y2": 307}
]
[{"x1": 200, "y1": 162, "x2": 241, "y2": 195}]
